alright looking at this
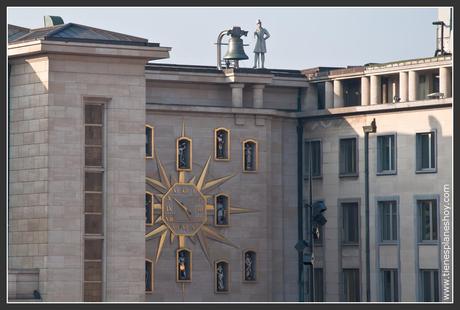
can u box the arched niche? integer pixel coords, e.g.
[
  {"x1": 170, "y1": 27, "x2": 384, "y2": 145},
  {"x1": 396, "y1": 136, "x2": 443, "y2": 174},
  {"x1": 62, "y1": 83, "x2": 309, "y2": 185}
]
[
  {"x1": 242, "y1": 250, "x2": 257, "y2": 282},
  {"x1": 214, "y1": 194, "x2": 230, "y2": 227},
  {"x1": 176, "y1": 248, "x2": 192, "y2": 282},
  {"x1": 214, "y1": 128, "x2": 230, "y2": 160},
  {"x1": 243, "y1": 139, "x2": 258, "y2": 172},
  {"x1": 176, "y1": 137, "x2": 192, "y2": 171},
  {"x1": 215, "y1": 260, "x2": 230, "y2": 293}
]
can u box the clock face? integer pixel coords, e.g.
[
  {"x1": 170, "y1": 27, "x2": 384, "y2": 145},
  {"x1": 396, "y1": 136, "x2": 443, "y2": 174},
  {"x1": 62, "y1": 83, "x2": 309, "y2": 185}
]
[{"x1": 162, "y1": 183, "x2": 207, "y2": 236}]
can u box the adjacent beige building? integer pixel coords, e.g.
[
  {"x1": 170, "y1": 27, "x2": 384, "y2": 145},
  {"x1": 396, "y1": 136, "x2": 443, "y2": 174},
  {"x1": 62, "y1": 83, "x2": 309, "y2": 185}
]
[{"x1": 8, "y1": 9, "x2": 452, "y2": 303}]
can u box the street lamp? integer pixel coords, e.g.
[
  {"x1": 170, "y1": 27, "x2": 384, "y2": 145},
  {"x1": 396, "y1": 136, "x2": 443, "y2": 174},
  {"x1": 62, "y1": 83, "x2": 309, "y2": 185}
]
[{"x1": 363, "y1": 118, "x2": 376, "y2": 302}]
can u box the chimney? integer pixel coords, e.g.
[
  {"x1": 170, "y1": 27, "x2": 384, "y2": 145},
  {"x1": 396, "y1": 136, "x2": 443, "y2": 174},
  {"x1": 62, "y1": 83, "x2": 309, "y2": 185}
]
[{"x1": 44, "y1": 16, "x2": 64, "y2": 27}]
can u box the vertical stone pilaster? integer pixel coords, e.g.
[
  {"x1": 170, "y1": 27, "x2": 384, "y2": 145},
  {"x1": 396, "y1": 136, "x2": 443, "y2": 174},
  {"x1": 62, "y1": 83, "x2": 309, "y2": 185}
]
[
  {"x1": 361, "y1": 76, "x2": 370, "y2": 106},
  {"x1": 399, "y1": 71, "x2": 408, "y2": 102},
  {"x1": 230, "y1": 83, "x2": 245, "y2": 108},
  {"x1": 333, "y1": 79, "x2": 344, "y2": 108},
  {"x1": 439, "y1": 66, "x2": 452, "y2": 98},
  {"x1": 408, "y1": 70, "x2": 418, "y2": 101},
  {"x1": 253, "y1": 84, "x2": 265, "y2": 109},
  {"x1": 325, "y1": 81, "x2": 334, "y2": 109},
  {"x1": 370, "y1": 75, "x2": 381, "y2": 105}
]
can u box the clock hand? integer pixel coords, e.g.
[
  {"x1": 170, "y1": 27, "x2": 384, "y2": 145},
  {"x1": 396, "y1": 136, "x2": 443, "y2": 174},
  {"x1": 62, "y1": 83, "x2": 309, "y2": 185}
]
[{"x1": 172, "y1": 197, "x2": 192, "y2": 218}]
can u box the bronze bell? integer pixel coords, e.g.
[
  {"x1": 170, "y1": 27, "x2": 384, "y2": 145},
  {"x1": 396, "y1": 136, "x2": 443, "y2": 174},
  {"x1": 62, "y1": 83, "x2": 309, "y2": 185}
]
[{"x1": 223, "y1": 27, "x2": 249, "y2": 61}]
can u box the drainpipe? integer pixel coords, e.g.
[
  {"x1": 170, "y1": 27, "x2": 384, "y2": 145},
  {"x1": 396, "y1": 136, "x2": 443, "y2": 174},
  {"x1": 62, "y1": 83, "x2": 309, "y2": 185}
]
[
  {"x1": 296, "y1": 119, "x2": 304, "y2": 301},
  {"x1": 363, "y1": 119, "x2": 376, "y2": 302}
]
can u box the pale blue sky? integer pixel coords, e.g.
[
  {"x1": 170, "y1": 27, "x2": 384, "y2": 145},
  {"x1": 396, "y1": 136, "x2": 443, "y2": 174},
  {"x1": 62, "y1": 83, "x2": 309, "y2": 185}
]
[{"x1": 8, "y1": 7, "x2": 439, "y2": 70}]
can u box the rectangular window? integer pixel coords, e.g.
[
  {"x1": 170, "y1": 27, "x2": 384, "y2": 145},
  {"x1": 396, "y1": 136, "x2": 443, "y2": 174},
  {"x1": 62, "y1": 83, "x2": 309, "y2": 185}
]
[
  {"x1": 377, "y1": 135, "x2": 396, "y2": 174},
  {"x1": 342, "y1": 202, "x2": 359, "y2": 244},
  {"x1": 381, "y1": 269, "x2": 399, "y2": 302},
  {"x1": 416, "y1": 132, "x2": 436, "y2": 172},
  {"x1": 314, "y1": 268, "x2": 324, "y2": 302},
  {"x1": 84, "y1": 102, "x2": 105, "y2": 302},
  {"x1": 343, "y1": 269, "x2": 360, "y2": 302},
  {"x1": 379, "y1": 200, "x2": 398, "y2": 242},
  {"x1": 304, "y1": 140, "x2": 322, "y2": 178},
  {"x1": 146, "y1": 125, "x2": 154, "y2": 159},
  {"x1": 339, "y1": 138, "x2": 357, "y2": 176},
  {"x1": 146, "y1": 192, "x2": 153, "y2": 225},
  {"x1": 418, "y1": 199, "x2": 438, "y2": 242},
  {"x1": 420, "y1": 270, "x2": 439, "y2": 302}
]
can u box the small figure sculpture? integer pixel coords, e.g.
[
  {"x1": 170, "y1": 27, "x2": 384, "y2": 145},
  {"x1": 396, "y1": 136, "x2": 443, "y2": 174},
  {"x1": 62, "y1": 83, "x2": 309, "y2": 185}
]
[
  {"x1": 216, "y1": 131, "x2": 225, "y2": 159},
  {"x1": 145, "y1": 263, "x2": 151, "y2": 290},
  {"x1": 178, "y1": 140, "x2": 188, "y2": 168},
  {"x1": 245, "y1": 143, "x2": 253, "y2": 171},
  {"x1": 216, "y1": 198, "x2": 225, "y2": 225},
  {"x1": 245, "y1": 253, "x2": 253, "y2": 281},
  {"x1": 178, "y1": 251, "x2": 187, "y2": 280},
  {"x1": 217, "y1": 264, "x2": 225, "y2": 291},
  {"x1": 253, "y1": 19, "x2": 270, "y2": 69}
]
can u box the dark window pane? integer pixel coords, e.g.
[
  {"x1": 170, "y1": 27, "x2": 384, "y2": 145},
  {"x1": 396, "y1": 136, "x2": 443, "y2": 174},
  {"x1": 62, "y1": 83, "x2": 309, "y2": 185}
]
[
  {"x1": 145, "y1": 260, "x2": 153, "y2": 291},
  {"x1": 343, "y1": 269, "x2": 360, "y2": 301},
  {"x1": 145, "y1": 193, "x2": 152, "y2": 224},
  {"x1": 340, "y1": 138, "x2": 356, "y2": 175},
  {"x1": 85, "y1": 104, "x2": 103, "y2": 124},
  {"x1": 85, "y1": 146, "x2": 103, "y2": 167},
  {"x1": 85, "y1": 193, "x2": 102, "y2": 213},
  {"x1": 419, "y1": 199, "x2": 437, "y2": 241},
  {"x1": 84, "y1": 261, "x2": 102, "y2": 282},
  {"x1": 317, "y1": 82, "x2": 325, "y2": 110},
  {"x1": 84, "y1": 239, "x2": 103, "y2": 260},
  {"x1": 85, "y1": 214, "x2": 103, "y2": 235},
  {"x1": 85, "y1": 126, "x2": 103, "y2": 146},
  {"x1": 343, "y1": 202, "x2": 359, "y2": 243},
  {"x1": 84, "y1": 282, "x2": 102, "y2": 302},
  {"x1": 85, "y1": 172, "x2": 103, "y2": 192},
  {"x1": 314, "y1": 268, "x2": 324, "y2": 301},
  {"x1": 146, "y1": 126, "x2": 153, "y2": 157}
]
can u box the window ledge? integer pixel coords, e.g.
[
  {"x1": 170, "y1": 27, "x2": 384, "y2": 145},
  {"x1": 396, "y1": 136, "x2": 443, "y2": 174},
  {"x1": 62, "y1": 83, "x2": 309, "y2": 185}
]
[
  {"x1": 417, "y1": 241, "x2": 439, "y2": 245},
  {"x1": 376, "y1": 171, "x2": 397, "y2": 176},
  {"x1": 416, "y1": 169, "x2": 437, "y2": 174},
  {"x1": 339, "y1": 173, "x2": 359, "y2": 178},
  {"x1": 304, "y1": 175, "x2": 323, "y2": 180},
  {"x1": 379, "y1": 241, "x2": 399, "y2": 245},
  {"x1": 342, "y1": 242, "x2": 360, "y2": 246}
]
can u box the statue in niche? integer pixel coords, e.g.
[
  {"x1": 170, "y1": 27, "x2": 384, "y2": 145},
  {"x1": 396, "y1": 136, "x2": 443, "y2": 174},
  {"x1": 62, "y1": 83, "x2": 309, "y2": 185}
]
[
  {"x1": 145, "y1": 263, "x2": 151, "y2": 290},
  {"x1": 178, "y1": 251, "x2": 187, "y2": 280},
  {"x1": 245, "y1": 252, "x2": 254, "y2": 281},
  {"x1": 216, "y1": 131, "x2": 225, "y2": 159},
  {"x1": 216, "y1": 197, "x2": 226, "y2": 225},
  {"x1": 244, "y1": 143, "x2": 253, "y2": 171},
  {"x1": 178, "y1": 140, "x2": 188, "y2": 169},
  {"x1": 216, "y1": 264, "x2": 225, "y2": 291}
]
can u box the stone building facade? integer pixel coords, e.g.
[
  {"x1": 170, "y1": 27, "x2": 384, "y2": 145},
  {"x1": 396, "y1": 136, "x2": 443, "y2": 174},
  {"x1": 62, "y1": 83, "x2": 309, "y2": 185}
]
[{"x1": 7, "y1": 9, "x2": 452, "y2": 303}]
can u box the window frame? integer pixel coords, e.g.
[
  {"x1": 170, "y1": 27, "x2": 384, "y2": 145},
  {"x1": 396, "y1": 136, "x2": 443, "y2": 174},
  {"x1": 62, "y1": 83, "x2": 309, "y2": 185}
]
[
  {"x1": 419, "y1": 269, "x2": 440, "y2": 302},
  {"x1": 340, "y1": 199, "x2": 360, "y2": 246},
  {"x1": 380, "y1": 269, "x2": 399, "y2": 302},
  {"x1": 377, "y1": 199, "x2": 399, "y2": 244},
  {"x1": 416, "y1": 197, "x2": 439, "y2": 243},
  {"x1": 376, "y1": 133, "x2": 397, "y2": 175},
  {"x1": 415, "y1": 130, "x2": 437, "y2": 174},
  {"x1": 145, "y1": 259, "x2": 154, "y2": 293},
  {"x1": 342, "y1": 268, "x2": 361, "y2": 302},
  {"x1": 145, "y1": 125, "x2": 154, "y2": 159},
  {"x1": 339, "y1": 136, "x2": 359, "y2": 177},
  {"x1": 145, "y1": 191, "x2": 154, "y2": 226},
  {"x1": 304, "y1": 139, "x2": 323, "y2": 179}
]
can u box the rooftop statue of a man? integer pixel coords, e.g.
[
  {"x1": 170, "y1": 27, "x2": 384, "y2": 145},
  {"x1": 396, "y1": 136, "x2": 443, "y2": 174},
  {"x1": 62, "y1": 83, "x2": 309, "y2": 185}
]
[{"x1": 253, "y1": 19, "x2": 270, "y2": 69}]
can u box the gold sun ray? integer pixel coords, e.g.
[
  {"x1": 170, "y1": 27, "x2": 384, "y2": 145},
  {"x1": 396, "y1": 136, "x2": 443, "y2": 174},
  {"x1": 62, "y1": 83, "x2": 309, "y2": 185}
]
[
  {"x1": 146, "y1": 177, "x2": 167, "y2": 193},
  {"x1": 153, "y1": 203, "x2": 162, "y2": 210},
  {"x1": 201, "y1": 225, "x2": 238, "y2": 249},
  {"x1": 170, "y1": 232, "x2": 176, "y2": 244},
  {"x1": 206, "y1": 204, "x2": 214, "y2": 212},
  {"x1": 188, "y1": 175, "x2": 196, "y2": 184},
  {"x1": 178, "y1": 171, "x2": 186, "y2": 183},
  {"x1": 155, "y1": 216, "x2": 162, "y2": 224},
  {"x1": 156, "y1": 230, "x2": 168, "y2": 263},
  {"x1": 229, "y1": 206, "x2": 257, "y2": 214},
  {"x1": 155, "y1": 151, "x2": 171, "y2": 189},
  {"x1": 145, "y1": 224, "x2": 168, "y2": 239},
  {"x1": 201, "y1": 174, "x2": 235, "y2": 192},
  {"x1": 196, "y1": 155, "x2": 212, "y2": 191}
]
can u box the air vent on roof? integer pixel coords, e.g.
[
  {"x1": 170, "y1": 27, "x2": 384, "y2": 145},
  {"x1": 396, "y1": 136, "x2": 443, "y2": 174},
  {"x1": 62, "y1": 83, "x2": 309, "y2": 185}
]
[{"x1": 44, "y1": 16, "x2": 64, "y2": 27}]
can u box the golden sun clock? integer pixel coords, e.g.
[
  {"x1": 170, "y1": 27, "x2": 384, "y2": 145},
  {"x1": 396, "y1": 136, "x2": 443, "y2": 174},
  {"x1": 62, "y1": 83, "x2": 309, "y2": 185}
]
[{"x1": 145, "y1": 124, "x2": 257, "y2": 289}]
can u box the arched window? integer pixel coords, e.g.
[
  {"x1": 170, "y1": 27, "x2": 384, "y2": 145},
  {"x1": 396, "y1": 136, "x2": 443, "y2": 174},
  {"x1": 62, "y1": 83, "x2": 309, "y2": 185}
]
[
  {"x1": 176, "y1": 248, "x2": 192, "y2": 282},
  {"x1": 215, "y1": 260, "x2": 230, "y2": 293},
  {"x1": 214, "y1": 128, "x2": 230, "y2": 160},
  {"x1": 214, "y1": 194, "x2": 230, "y2": 226},
  {"x1": 145, "y1": 259, "x2": 153, "y2": 292},
  {"x1": 243, "y1": 139, "x2": 258, "y2": 172},
  {"x1": 176, "y1": 137, "x2": 192, "y2": 171},
  {"x1": 145, "y1": 125, "x2": 154, "y2": 159},
  {"x1": 243, "y1": 250, "x2": 257, "y2": 282},
  {"x1": 145, "y1": 192, "x2": 153, "y2": 225}
]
